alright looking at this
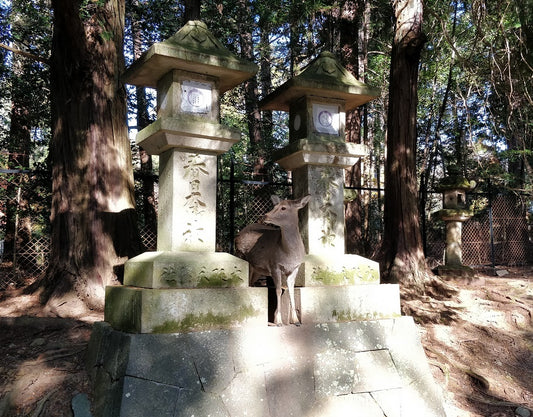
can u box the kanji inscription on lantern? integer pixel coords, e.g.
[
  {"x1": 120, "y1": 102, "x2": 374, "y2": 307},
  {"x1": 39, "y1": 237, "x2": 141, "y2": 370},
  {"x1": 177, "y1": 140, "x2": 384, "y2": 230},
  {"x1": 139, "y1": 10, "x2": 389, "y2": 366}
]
[
  {"x1": 313, "y1": 103, "x2": 339, "y2": 135},
  {"x1": 181, "y1": 80, "x2": 212, "y2": 114}
]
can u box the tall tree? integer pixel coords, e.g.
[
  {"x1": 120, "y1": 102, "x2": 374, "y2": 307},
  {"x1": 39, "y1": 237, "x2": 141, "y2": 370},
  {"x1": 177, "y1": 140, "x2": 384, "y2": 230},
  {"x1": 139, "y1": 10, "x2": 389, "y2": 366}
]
[
  {"x1": 41, "y1": 0, "x2": 141, "y2": 311},
  {"x1": 236, "y1": 0, "x2": 265, "y2": 179},
  {"x1": 184, "y1": 0, "x2": 201, "y2": 21},
  {"x1": 128, "y1": 0, "x2": 157, "y2": 232},
  {"x1": 377, "y1": 0, "x2": 428, "y2": 288},
  {"x1": 338, "y1": 0, "x2": 366, "y2": 255}
]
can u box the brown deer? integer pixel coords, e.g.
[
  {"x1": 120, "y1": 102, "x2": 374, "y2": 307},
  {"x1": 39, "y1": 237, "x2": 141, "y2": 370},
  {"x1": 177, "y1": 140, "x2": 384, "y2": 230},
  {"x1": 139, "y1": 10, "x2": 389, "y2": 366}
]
[{"x1": 235, "y1": 195, "x2": 311, "y2": 326}]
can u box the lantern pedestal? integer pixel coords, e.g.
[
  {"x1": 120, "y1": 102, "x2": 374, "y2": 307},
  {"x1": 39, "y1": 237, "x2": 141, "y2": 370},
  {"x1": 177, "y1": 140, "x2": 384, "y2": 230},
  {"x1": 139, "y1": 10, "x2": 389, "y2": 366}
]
[{"x1": 86, "y1": 44, "x2": 446, "y2": 417}]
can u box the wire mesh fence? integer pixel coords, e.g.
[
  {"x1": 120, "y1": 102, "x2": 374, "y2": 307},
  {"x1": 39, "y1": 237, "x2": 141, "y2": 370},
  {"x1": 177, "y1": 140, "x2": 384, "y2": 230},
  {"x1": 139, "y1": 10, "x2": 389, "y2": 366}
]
[
  {"x1": 1, "y1": 167, "x2": 532, "y2": 290},
  {"x1": 216, "y1": 179, "x2": 292, "y2": 253},
  {"x1": 424, "y1": 192, "x2": 533, "y2": 267}
]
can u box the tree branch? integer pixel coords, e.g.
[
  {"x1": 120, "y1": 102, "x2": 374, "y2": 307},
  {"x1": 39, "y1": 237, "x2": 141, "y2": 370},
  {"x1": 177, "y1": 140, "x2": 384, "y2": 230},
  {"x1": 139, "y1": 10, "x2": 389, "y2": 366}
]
[{"x1": 0, "y1": 42, "x2": 50, "y2": 65}]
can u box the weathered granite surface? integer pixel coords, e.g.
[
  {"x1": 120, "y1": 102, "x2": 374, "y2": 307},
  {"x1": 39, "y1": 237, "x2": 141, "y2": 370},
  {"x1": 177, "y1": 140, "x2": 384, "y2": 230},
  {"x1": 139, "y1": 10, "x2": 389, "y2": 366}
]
[{"x1": 87, "y1": 317, "x2": 446, "y2": 417}]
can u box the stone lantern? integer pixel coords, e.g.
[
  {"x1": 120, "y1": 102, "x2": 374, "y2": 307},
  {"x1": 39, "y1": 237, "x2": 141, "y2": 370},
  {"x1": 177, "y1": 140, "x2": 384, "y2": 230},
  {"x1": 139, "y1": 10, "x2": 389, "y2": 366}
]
[
  {"x1": 262, "y1": 52, "x2": 379, "y2": 260},
  {"x1": 260, "y1": 52, "x2": 401, "y2": 324},
  {"x1": 104, "y1": 21, "x2": 266, "y2": 334},
  {"x1": 435, "y1": 165, "x2": 476, "y2": 276}
]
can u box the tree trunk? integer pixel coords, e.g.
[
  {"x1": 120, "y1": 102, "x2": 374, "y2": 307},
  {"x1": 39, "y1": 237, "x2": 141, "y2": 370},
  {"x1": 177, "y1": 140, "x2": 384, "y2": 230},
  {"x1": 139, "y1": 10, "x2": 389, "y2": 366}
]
[
  {"x1": 184, "y1": 0, "x2": 201, "y2": 21},
  {"x1": 5, "y1": 0, "x2": 34, "y2": 267},
  {"x1": 131, "y1": 0, "x2": 157, "y2": 232},
  {"x1": 258, "y1": 14, "x2": 273, "y2": 147},
  {"x1": 339, "y1": 0, "x2": 365, "y2": 255},
  {"x1": 377, "y1": 0, "x2": 428, "y2": 289},
  {"x1": 41, "y1": 0, "x2": 141, "y2": 311},
  {"x1": 237, "y1": 0, "x2": 264, "y2": 179}
]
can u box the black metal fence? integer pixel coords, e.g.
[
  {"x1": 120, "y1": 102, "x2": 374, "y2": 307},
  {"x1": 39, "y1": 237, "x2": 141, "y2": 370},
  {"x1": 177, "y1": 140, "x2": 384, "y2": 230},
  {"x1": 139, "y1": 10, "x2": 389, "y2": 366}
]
[{"x1": 1, "y1": 167, "x2": 532, "y2": 290}]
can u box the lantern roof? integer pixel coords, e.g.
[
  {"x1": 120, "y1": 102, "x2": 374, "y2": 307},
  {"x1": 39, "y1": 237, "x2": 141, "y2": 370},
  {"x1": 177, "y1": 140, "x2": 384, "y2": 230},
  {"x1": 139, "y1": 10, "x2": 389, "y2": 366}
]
[
  {"x1": 123, "y1": 20, "x2": 258, "y2": 93},
  {"x1": 260, "y1": 51, "x2": 380, "y2": 112}
]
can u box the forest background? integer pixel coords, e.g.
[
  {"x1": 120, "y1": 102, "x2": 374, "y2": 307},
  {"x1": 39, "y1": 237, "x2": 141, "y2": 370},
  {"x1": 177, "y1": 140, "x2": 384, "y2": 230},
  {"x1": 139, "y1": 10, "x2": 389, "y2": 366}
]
[{"x1": 0, "y1": 0, "x2": 532, "y2": 310}]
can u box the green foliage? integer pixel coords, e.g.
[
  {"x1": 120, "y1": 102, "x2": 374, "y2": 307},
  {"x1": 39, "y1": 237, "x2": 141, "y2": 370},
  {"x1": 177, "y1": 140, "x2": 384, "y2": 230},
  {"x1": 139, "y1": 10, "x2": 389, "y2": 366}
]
[{"x1": 3, "y1": 0, "x2": 533, "y2": 254}]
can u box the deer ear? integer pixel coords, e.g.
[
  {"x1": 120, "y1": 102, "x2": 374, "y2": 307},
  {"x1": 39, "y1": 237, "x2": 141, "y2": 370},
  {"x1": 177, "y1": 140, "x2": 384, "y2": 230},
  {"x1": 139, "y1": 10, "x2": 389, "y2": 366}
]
[
  {"x1": 271, "y1": 195, "x2": 281, "y2": 205},
  {"x1": 295, "y1": 194, "x2": 311, "y2": 208}
]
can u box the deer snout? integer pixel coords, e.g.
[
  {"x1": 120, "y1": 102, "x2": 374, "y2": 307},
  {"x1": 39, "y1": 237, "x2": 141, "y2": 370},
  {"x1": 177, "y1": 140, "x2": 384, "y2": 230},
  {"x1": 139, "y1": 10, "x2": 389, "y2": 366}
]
[{"x1": 263, "y1": 215, "x2": 275, "y2": 225}]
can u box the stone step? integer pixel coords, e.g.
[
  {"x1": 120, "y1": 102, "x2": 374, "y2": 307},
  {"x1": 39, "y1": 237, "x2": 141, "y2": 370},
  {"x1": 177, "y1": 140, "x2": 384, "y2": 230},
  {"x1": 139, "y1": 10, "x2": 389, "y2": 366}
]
[
  {"x1": 279, "y1": 283, "x2": 401, "y2": 325},
  {"x1": 105, "y1": 286, "x2": 267, "y2": 334},
  {"x1": 105, "y1": 282, "x2": 400, "y2": 333}
]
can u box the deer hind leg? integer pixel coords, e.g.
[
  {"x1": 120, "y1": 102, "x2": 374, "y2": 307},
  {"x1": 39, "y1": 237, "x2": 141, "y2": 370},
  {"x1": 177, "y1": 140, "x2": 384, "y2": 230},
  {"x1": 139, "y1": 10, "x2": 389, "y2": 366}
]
[
  {"x1": 286, "y1": 268, "x2": 300, "y2": 326},
  {"x1": 272, "y1": 271, "x2": 283, "y2": 326}
]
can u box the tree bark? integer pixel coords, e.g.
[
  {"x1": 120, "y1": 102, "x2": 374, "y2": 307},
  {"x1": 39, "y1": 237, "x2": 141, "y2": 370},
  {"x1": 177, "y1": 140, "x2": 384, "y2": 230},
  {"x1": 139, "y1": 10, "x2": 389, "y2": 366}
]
[
  {"x1": 130, "y1": 0, "x2": 157, "y2": 231},
  {"x1": 339, "y1": 0, "x2": 365, "y2": 255},
  {"x1": 377, "y1": 0, "x2": 428, "y2": 288},
  {"x1": 184, "y1": 0, "x2": 201, "y2": 22},
  {"x1": 4, "y1": 0, "x2": 35, "y2": 266},
  {"x1": 42, "y1": 0, "x2": 141, "y2": 311},
  {"x1": 237, "y1": 0, "x2": 264, "y2": 179}
]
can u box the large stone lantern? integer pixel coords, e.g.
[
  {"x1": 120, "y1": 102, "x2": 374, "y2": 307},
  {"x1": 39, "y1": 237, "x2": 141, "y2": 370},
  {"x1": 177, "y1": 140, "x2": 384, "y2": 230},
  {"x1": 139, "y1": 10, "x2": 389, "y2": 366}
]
[
  {"x1": 261, "y1": 52, "x2": 380, "y2": 261},
  {"x1": 435, "y1": 166, "x2": 476, "y2": 276},
  {"x1": 104, "y1": 21, "x2": 265, "y2": 334},
  {"x1": 259, "y1": 52, "x2": 401, "y2": 323}
]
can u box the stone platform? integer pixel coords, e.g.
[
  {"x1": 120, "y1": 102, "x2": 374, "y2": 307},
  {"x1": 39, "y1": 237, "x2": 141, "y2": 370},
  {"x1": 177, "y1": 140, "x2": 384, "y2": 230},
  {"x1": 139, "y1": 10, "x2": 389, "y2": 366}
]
[{"x1": 86, "y1": 317, "x2": 446, "y2": 417}]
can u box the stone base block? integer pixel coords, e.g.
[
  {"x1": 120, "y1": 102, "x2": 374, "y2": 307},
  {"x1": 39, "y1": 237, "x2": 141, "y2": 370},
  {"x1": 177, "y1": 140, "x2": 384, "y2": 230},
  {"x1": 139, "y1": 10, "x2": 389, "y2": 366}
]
[
  {"x1": 436, "y1": 264, "x2": 476, "y2": 279},
  {"x1": 279, "y1": 284, "x2": 401, "y2": 325},
  {"x1": 296, "y1": 253, "x2": 380, "y2": 287},
  {"x1": 124, "y1": 251, "x2": 249, "y2": 289},
  {"x1": 86, "y1": 317, "x2": 446, "y2": 417},
  {"x1": 104, "y1": 286, "x2": 267, "y2": 333}
]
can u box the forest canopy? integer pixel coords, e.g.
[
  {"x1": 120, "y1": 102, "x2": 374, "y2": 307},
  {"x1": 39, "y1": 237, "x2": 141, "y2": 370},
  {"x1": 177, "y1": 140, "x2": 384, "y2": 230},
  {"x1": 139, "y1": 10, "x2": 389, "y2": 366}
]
[
  {"x1": 1, "y1": 0, "x2": 531, "y2": 192},
  {"x1": 0, "y1": 0, "x2": 532, "y2": 301}
]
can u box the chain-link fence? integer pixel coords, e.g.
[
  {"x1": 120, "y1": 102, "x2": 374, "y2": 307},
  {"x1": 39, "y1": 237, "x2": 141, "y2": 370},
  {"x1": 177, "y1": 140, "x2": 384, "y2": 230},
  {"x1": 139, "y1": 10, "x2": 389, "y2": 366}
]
[
  {"x1": 216, "y1": 179, "x2": 292, "y2": 253},
  {"x1": 1, "y1": 166, "x2": 532, "y2": 290},
  {"x1": 424, "y1": 192, "x2": 533, "y2": 267}
]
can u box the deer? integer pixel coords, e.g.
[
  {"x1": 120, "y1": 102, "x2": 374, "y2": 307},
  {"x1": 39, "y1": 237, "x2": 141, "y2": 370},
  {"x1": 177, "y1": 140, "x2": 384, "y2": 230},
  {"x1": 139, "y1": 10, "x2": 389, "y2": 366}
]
[{"x1": 235, "y1": 194, "x2": 311, "y2": 326}]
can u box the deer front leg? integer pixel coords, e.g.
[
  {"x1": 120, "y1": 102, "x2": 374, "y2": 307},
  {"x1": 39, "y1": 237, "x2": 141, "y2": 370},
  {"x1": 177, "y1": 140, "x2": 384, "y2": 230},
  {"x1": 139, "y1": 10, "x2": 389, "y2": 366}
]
[
  {"x1": 286, "y1": 268, "x2": 300, "y2": 326},
  {"x1": 272, "y1": 271, "x2": 283, "y2": 326}
]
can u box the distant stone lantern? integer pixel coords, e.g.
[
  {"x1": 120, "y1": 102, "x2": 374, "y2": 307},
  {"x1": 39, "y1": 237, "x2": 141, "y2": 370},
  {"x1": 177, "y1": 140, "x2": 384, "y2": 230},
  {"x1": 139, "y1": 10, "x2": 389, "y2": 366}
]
[{"x1": 435, "y1": 165, "x2": 476, "y2": 276}]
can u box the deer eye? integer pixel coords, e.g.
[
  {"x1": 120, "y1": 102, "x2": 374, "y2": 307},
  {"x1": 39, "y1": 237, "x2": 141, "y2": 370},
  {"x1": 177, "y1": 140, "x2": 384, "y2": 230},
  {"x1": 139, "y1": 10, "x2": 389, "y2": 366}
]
[{"x1": 281, "y1": 206, "x2": 287, "y2": 210}]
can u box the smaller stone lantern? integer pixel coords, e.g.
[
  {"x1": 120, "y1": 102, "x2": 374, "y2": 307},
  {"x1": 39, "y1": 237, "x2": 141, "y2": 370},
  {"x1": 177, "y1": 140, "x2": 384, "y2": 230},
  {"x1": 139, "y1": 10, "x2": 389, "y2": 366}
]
[{"x1": 435, "y1": 165, "x2": 476, "y2": 277}]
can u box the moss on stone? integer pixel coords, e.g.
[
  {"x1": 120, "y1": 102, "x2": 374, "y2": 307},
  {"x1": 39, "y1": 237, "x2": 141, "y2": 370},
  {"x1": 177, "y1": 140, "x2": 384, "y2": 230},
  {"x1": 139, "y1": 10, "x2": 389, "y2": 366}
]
[
  {"x1": 197, "y1": 270, "x2": 244, "y2": 288},
  {"x1": 151, "y1": 304, "x2": 259, "y2": 333},
  {"x1": 436, "y1": 208, "x2": 474, "y2": 221},
  {"x1": 331, "y1": 309, "x2": 401, "y2": 322},
  {"x1": 436, "y1": 176, "x2": 476, "y2": 191},
  {"x1": 312, "y1": 266, "x2": 378, "y2": 285}
]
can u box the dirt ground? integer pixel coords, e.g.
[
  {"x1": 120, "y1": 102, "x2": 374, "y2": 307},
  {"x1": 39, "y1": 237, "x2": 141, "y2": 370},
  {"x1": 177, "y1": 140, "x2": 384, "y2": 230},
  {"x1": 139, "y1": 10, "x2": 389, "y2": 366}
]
[{"x1": 0, "y1": 267, "x2": 532, "y2": 417}]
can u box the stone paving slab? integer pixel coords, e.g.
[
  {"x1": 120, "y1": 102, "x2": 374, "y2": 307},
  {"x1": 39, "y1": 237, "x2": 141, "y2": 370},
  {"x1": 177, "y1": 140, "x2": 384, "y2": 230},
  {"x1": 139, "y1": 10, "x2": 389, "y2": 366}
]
[{"x1": 87, "y1": 317, "x2": 446, "y2": 417}]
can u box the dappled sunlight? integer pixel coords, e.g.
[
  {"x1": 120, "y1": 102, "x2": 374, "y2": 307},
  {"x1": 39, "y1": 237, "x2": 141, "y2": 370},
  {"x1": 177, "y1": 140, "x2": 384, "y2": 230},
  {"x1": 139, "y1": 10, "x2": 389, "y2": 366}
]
[
  {"x1": 0, "y1": 311, "x2": 94, "y2": 416},
  {"x1": 419, "y1": 273, "x2": 533, "y2": 416},
  {"x1": 6, "y1": 359, "x2": 67, "y2": 413}
]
